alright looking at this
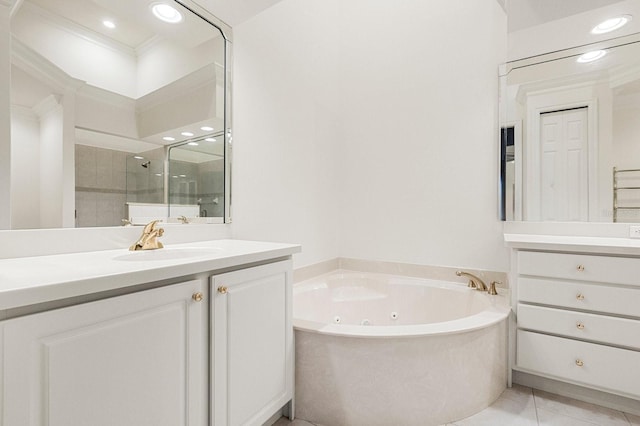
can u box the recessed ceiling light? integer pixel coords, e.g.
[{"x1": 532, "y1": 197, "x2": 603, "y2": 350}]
[
  {"x1": 577, "y1": 50, "x2": 607, "y2": 63},
  {"x1": 103, "y1": 20, "x2": 116, "y2": 29},
  {"x1": 181, "y1": 131, "x2": 194, "y2": 137},
  {"x1": 205, "y1": 138, "x2": 217, "y2": 142},
  {"x1": 179, "y1": 174, "x2": 186, "y2": 177},
  {"x1": 163, "y1": 136, "x2": 176, "y2": 141},
  {"x1": 151, "y1": 3, "x2": 183, "y2": 24},
  {"x1": 201, "y1": 126, "x2": 214, "y2": 131},
  {"x1": 591, "y1": 15, "x2": 632, "y2": 34},
  {"x1": 188, "y1": 142, "x2": 199, "y2": 146},
  {"x1": 134, "y1": 156, "x2": 144, "y2": 160},
  {"x1": 155, "y1": 173, "x2": 163, "y2": 177},
  {"x1": 172, "y1": 175, "x2": 178, "y2": 178}
]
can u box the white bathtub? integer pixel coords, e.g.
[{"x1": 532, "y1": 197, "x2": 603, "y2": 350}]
[{"x1": 293, "y1": 271, "x2": 510, "y2": 426}]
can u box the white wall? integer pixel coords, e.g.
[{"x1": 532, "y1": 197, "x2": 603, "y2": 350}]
[
  {"x1": 37, "y1": 97, "x2": 65, "y2": 228},
  {"x1": 337, "y1": 0, "x2": 508, "y2": 272},
  {"x1": 10, "y1": 107, "x2": 41, "y2": 229},
  {"x1": 231, "y1": 0, "x2": 342, "y2": 268},
  {"x1": 0, "y1": 2, "x2": 10, "y2": 229},
  {"x1": 233, "y1": 0, "x2": 509, "y2": 272}
]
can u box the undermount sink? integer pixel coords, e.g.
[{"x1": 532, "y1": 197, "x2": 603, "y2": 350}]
[{"x1": 113, "y1": 247, "x2": 224, "y2": 262}]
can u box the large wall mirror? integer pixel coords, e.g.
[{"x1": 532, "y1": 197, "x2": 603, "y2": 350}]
[
  {"x1": 6, "y1": 0, "x2": 231, "y2": 229},
  {"x1": 500, "y1": 0, "x2": 640, "y2": 223}
]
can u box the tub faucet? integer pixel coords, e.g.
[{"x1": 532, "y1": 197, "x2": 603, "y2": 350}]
[
  {"x1": 456, "y1": 271, "x2": 487, "y2": 291},
  {"x1": 129, "y1": 220, "x2": 164, "y2": 251},
  {"x1": 177, "y1": 215, "x2": 190, "y2": 224}
]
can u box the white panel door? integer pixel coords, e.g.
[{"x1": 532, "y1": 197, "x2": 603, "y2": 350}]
[
  {"x1": 1, "y1": 280, "x2": 207, "y2": 426},
  {"x1": 540, "y1": 108, "x2": 589, "y2": 221},
  {"x1": 212, "y1": 260, "x2": 293, "y2": 426}
]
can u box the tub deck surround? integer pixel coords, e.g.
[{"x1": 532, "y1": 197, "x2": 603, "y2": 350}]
[
  {"x1": 293, "y1": 270, "x2": 510, "y2": 426},
  {"x1": 293, "y1": 270, "x2": 510, "y2": 337},
  {"x1": 293, "y1": 257, "x2": 510, "y2": 290},
  {"x1": 0, "y1": 239, "x2": 301, "y2": 311}
]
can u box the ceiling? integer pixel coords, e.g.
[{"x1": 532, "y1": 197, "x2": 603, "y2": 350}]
[
  {"x1": 196, "y1": 0, "x2": 286, "y2": 26},
  {"x1": 507, "y1": 0, "x2": 626, "y2": 32},
  {"x1": 24, "y1": 0, "x2": 219, "y2": 50}
]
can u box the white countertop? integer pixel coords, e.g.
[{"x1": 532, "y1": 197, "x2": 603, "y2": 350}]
[
  {"x1": 504, "y1": 233, "x2": 640, "y2": 255},
  {"x1": 0, "y1": 239, "x2": 301, "y2": 311}
]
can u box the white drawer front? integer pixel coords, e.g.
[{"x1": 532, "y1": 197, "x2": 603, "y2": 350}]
[
  {"x1": 518, "y1": 251, "x2": 640, "y2": 287},
  {"x1": 518, "y1": 277, "x2": 640, "y2": 317},
  {"x1": 517, "y1": 330, "x2": 640, "y2": 398},
  {"x1": 518, "y1": 304, "x2": 640, "y2": 350}
]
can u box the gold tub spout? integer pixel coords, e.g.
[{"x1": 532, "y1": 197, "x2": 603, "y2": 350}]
[
  {"x1": 455, "y1": 270, "x2": 488, "y2": 291},
  {"x1": 129, "y1": 220, "x2": 165, "y2": 251}
]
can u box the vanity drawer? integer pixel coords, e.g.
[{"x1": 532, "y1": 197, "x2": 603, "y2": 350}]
[
  {"x1": 518, "y1": 304, "x2": 640, "y2": 350},
  {"x1": 518, "y1": 277, "x2": 640, "y2": 317},
  {"x1": 517, "y1": 330, "x2": 640, "y2": 398},
  {"x1": 518, "y1": 251, "x2": 640, "y2": 286}
]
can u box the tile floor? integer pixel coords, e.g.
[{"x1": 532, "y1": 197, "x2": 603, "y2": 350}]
[{"x1": 274, "y1": 385, "x2": 640, "y2": 426}]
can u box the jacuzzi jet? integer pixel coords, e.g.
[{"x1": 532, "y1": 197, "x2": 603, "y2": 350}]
[
  {"x1": 361, "y1": 319, "x2": 371, "y2": 326},
  {"x1": 390, "y1": 312, "x2": 399, "y2": 320},
  {"x1": 333, "y1": 316, "x2": 341, "y2": 324}
]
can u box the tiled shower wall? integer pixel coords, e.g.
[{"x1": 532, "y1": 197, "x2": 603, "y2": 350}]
[{"x1": 75, "y1": 144, "x2": 127, "y2": 227}]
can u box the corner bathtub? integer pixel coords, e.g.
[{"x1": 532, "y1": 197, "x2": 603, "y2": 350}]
[{"x1": 293, "y1": 271, "x2": 510, "y2": 426}]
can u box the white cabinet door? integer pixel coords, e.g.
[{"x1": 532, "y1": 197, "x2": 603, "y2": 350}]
[
  {"x1": 1, "y1": 280, "x2": 207, "y2": 426},
  {"x1": 212, "y1": 260, "x2": 293, "y2": 426}
]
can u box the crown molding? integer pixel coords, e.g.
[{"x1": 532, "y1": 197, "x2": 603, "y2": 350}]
[{"x1": 12, "y1": 37, "x2": 85, "y2": 94}]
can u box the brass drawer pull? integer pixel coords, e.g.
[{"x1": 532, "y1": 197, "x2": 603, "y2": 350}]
[
  {"x1": 576, "y1": 322, "x2": 585, "y2": 330},
  {"x1": 218, "y1": 286, "x2": 228, "y2": 294},
  {"x1": 192, "y1": 292, "x2": 204, "y2": 302},
  {"x1": 577, "y1": 265, "x2": 585, "y2": 272},
  {"x1": 576, "y1": 293, "x2": 585, "y2": 301},
  {"x1": 575, "y1": 359, "x2": 584, "y2": 367}
]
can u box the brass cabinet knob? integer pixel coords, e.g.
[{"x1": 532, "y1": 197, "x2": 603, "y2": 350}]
[
  {"x1": 217, "y1": 286, "x2": 228, "y2": 294},
  {"x1": 577, "y1": 265, "x2": 585, "y2": 272},
  {"x1": 575, "y1": 359, "x2": 584, "y2": 367},
  {"x1": 192, "y1": 292, "x2": 204, "y2": 302},
  {"x1": 576, "y1": 293, "x2": 585, "y2": 301},
  {"x1": 576, "y1": 322, "x2": 585, "y2": 330}
]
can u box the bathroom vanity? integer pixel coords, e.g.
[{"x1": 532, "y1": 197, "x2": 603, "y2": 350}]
[
  {"x1": 0, "y1": 239, "x2": 300, "y2": 426},
  {"x1": 506, "y1": 234, "x2": 640, "y2": 411}
]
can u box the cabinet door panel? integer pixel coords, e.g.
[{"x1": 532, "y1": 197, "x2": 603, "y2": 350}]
[
  {"x1": 1, "y1": 280, "x2": 206, "y2": 426},
  {"x1": 212, "y1": 260, "x2": 293, "y2": 426}
]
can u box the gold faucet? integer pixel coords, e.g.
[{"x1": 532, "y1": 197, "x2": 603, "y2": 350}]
[
  {"x1": 456, "y1": 270, "x2": 488, "y2": 291},
  {"x1": 177, "y1": 215, "x2": 190, "y2": 224},
  {"x1": 129, "y1": 220, "x2": 164, "y2": 251}
]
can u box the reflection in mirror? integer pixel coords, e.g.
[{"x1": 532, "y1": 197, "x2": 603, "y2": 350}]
[
  {"x1": 168, "y1": 134, "x2": 225, "y2": 223},
  {"x1": 500, "y1": 34, "x2": 640, "y2": 223},
  {"x1": 8, "y1": 0, "x2": 230, "y2": 229}
]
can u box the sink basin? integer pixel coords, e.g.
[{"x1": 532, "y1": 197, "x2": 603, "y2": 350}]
[{"x1": 113, "y1": 247, "x2": 223, "y2": 262}]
